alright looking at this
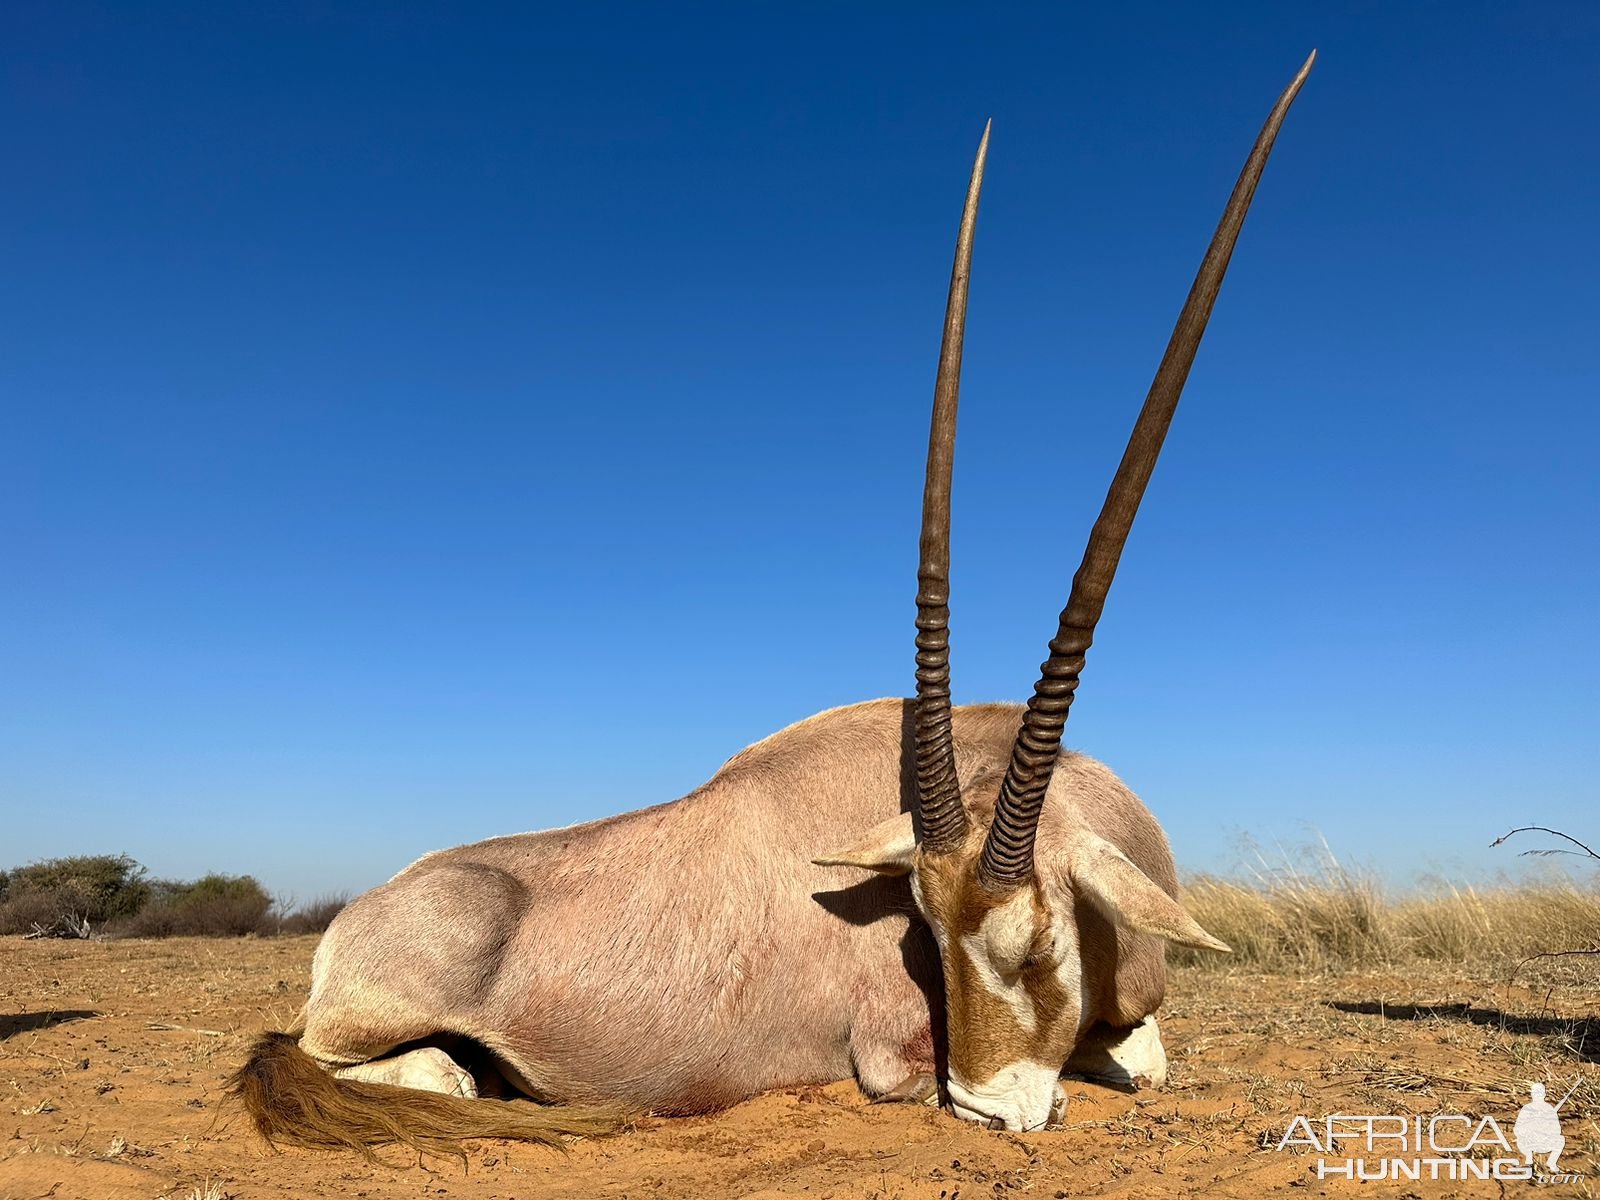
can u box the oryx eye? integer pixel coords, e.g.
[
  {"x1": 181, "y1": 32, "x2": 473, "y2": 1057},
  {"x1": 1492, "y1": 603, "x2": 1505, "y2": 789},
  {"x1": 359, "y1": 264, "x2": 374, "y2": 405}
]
[
  {"x1": 990, "y1": 923, "x2": 1049, "y2": 977},
  {"x1": 1021, "y1": 929, "x2": 1054, "y2": 970}
]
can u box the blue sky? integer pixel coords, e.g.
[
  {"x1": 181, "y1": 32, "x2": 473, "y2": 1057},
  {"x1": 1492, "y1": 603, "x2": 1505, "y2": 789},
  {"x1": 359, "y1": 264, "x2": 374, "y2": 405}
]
[{"x1": 3, "y1": 4, "x2": 1596, "y2": 899}]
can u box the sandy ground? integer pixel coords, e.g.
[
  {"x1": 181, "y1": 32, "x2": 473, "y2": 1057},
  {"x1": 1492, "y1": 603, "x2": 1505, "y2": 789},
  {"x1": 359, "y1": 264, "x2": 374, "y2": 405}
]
[{"x1": 0, "y1": 936, "x2": 1594, "y2": 1200}]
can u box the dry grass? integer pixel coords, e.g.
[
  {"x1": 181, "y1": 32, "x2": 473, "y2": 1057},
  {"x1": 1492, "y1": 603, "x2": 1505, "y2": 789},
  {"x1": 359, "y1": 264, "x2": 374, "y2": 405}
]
[
  {"x1": 157, "y1": 1183, "x2": 234, "y2": 1200},
  {"x1": 1177, "y1": 844, "x2": 1600, "y2": 973}
]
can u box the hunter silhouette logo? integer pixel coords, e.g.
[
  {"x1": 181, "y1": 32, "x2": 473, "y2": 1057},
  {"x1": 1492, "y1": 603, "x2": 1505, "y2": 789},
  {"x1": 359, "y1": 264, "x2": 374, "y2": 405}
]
[{"x1": 1514, "y1": 1082, "x2": 1575, "y2": 1172}]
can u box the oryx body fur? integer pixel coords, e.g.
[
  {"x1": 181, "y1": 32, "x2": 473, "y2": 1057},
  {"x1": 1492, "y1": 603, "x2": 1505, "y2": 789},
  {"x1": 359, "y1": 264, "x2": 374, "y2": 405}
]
[{"x1": 300, "y1": 700, "x2": 1172, "y2": 1116}]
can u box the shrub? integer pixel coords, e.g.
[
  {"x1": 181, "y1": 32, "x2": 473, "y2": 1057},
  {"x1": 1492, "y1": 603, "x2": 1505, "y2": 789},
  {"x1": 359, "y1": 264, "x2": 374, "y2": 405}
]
[
  {"x1": 1, "y1": 856, "x2": 350, "y2": 940},
  {"x1": 0, "y1": 890, "x2": 92, "y2": 937},
  {"x1": 116, "y1": 873, "x2": 273, "y2": 938},
  {"x1": 0, "y1": 854, "x2": 150, "y2": 936},
  {"x1": 268, "y1": 894, "x2": 348, "y2": 936}
]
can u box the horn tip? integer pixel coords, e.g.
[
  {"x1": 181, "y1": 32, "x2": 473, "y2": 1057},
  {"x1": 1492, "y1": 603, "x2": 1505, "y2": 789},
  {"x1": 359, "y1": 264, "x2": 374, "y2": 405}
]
[{"x1": 1274, "y1": 49, "x2": 1317, "y2": 109}]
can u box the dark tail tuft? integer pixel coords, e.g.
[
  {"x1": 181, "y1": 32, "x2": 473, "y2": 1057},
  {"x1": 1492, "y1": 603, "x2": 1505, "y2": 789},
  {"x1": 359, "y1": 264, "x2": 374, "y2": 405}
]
[{"x1": 229, "y1": 1031, "x2": 628, "y2": 1158}]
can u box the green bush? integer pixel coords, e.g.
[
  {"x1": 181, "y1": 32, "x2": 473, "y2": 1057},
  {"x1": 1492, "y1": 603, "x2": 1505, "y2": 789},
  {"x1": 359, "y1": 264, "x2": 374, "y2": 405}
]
[
  {"x1": 2, "y1": 855, "x2": 346, "y2": 939},
  {"x1": 117, "y1": 873, "x2": 273, "y2": 937},
  {"x1": 267, "y1": 894, "x2": 348, "y2": 936},
  {"x1": 0, "y1": 854, "x2": 150, "y2": 935}
]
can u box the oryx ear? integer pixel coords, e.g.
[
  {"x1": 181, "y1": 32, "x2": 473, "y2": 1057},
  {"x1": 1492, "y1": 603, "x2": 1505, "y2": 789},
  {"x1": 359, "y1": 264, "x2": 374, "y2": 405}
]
[
  {"x1": 1070, "y1": 833, "x2": 1231, "y2": 953},
  {"x1": 811, "y1": 813, "x2": 918, "y2": 876}
]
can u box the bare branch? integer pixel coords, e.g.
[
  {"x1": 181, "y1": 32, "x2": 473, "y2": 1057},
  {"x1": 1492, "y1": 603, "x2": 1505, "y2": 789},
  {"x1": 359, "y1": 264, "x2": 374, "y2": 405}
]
[
  {"x1": 1508, "y1": 946, "x2": 1600, "y2": 985},
  {"x1": 1490, "y1": 826, "x2": 1600, "y2": 862}
]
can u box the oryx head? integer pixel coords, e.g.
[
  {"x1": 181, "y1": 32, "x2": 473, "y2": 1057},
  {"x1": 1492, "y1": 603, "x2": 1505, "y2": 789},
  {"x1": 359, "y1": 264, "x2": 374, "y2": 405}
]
[{"x1": 816, "y1": 54, "x2": 1314, "y2": 1131}]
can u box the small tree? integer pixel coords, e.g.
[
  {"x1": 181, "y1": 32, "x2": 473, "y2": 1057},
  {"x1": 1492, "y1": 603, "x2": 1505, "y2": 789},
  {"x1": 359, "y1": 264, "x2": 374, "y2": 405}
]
[
  {"x1": 119, "y1": 873, "x2": 272, "y2": 937},
  {"x1": 0, "y1": 854, "x2": 150, "y2": 936}
]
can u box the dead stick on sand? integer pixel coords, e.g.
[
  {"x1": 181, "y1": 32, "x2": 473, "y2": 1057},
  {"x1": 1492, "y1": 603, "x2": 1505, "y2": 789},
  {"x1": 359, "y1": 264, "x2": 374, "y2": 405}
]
[{"x1": 147, "y1": 1022, "x2": 225, "y2": 1037}]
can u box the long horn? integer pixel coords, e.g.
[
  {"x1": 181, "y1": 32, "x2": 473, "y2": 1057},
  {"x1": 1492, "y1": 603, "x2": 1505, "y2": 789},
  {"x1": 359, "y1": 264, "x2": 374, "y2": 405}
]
[
  {"x1": 977, "y1": 53, "x2": 1316, "y2": 890},
  {"x1": 913, "y1": 121, "x2": 991, "y2": 854}
]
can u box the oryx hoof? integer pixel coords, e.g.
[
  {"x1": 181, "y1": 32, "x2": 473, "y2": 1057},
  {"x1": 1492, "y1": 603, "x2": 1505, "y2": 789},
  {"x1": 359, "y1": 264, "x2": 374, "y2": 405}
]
[
  {"x1": 872, "y1": 1071, "x2": 940, "y2": 1106},
  {"x1": 335, "y1": 1045, "x2": 479, "y2": 1099}
]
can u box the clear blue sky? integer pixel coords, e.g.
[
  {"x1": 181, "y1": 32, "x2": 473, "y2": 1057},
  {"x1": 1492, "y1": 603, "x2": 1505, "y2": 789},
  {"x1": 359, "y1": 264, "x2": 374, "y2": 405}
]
[{"x1": 3, "y1": 4, "x2": 1596, "y2": 899}]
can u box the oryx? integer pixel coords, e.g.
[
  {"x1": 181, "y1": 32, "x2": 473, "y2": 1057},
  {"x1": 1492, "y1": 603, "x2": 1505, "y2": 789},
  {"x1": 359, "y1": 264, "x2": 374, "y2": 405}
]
[{"x1": 233, "y1": 53, "x2": 1313, "y2": 1149}]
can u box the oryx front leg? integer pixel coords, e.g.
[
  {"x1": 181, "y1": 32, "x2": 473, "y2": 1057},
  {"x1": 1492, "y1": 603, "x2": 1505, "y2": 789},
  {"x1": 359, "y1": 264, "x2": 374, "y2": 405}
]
[
  {"x1": 334, "y1": 1046, "x2": 479, "y2": 1099},
  {"x1": 871, "y1": 1071, "x2": 940, "y2": 1106},
  {"x1": 1065, "y1": 1016, "x2": 1167, "y2": 1091},
  {"x1": 852, "y1": 1029, "x2": 942, "y2": 1108}
]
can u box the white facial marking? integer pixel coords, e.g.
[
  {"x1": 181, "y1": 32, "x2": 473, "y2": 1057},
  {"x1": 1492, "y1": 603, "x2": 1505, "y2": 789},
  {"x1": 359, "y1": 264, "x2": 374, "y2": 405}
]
[
  {"x1": 956, "y1": 932, "x2": 1035, "y2": 1032},
  {"x1": 908, "y1": 873, "x2": 931, "y2": 925},
  {"x1": 946, "y1": 1061, "x2": 1064, "y2": 1132},
  {"x1": 1050, "y1": 915, "x2": 1084, "y2": 1032},
  {"x1": 954, "y1": 889, "x2": 1040, "y2": 1029}
]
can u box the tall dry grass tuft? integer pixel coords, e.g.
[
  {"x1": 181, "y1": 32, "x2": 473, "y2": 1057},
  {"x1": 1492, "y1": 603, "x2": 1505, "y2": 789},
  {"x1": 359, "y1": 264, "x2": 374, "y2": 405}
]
[
  {"x1": 1176, "y1": 843, "x2": 1388, "y2": 970},
  {"x1": 1175, "y1": 843, "x2": 1600, "y2": 972},
  {"x1": 1393, "y1": 880, "x2": 1600, "y2": 964}
]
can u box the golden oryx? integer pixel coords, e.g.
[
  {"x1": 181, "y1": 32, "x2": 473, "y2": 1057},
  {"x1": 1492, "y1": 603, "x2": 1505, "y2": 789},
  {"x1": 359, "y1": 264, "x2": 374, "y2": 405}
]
[{"x1": 233, "y1": 52, "x2": 1313, "y2": 1149}]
